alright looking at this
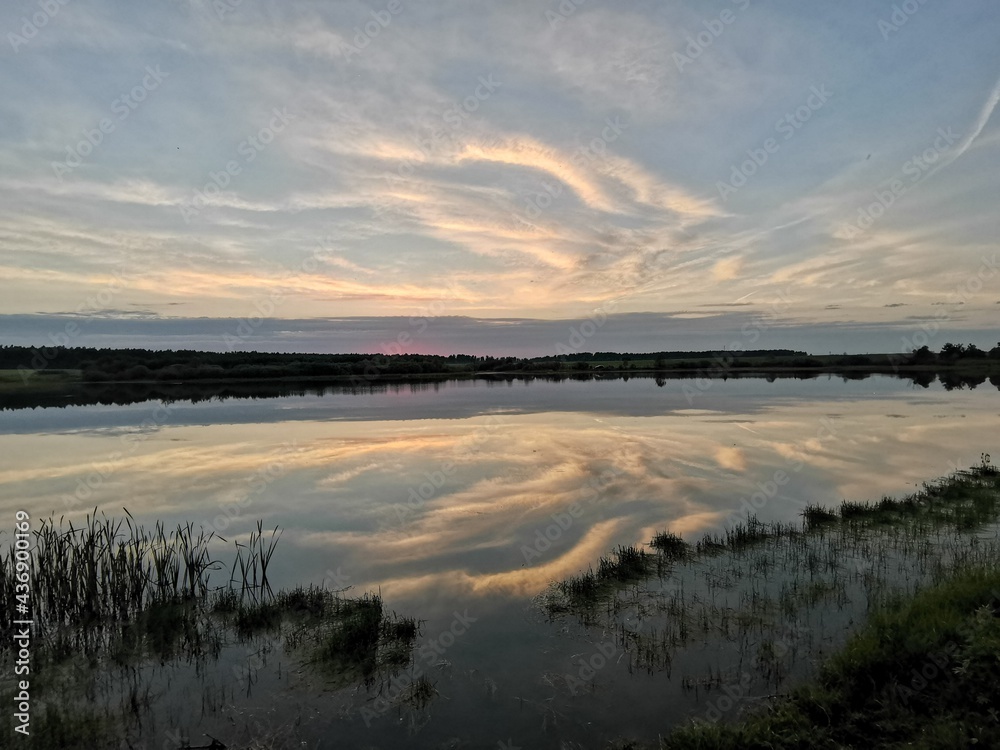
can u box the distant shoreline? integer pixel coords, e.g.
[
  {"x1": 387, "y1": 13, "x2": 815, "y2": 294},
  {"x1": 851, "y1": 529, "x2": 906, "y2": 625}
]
[
  {"x1": 1, "y1": 364, "x2": 997, "y2": 412},
  {"x1": 2, "y1": 344, "x2": 997, "y2": 400},
  {"x1": 3, "y1": 361, "x2": 999, "y2": 388}
]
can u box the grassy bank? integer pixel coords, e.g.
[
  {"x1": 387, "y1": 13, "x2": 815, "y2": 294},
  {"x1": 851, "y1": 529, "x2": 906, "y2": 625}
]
[{"x1": 662, "y1": 566, "x2": 1000, "y2": 748}]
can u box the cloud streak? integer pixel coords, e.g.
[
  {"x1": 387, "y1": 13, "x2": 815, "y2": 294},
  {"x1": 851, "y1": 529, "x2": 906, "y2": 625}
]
[{"x1": 0, "y1": 0, "x2": 997, "y2": 340}]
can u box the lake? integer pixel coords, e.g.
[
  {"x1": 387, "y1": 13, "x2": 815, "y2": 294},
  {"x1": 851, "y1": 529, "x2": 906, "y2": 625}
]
[{"x1": 3, "y1": 373, "x2": 999, "y2": 748}]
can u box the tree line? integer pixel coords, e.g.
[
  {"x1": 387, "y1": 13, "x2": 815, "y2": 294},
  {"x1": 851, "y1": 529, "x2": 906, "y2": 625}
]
[{"x1": 1, "y1": 342, "x2": 997, "y2": 383}]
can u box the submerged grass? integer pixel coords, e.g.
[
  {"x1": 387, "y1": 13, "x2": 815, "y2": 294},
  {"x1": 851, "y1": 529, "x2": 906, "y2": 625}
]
[
  {"x1": 551, "y1": 454, "x2": 1000, "y2": 747},
  {"x1": 555, "y1": 545, "x2": 659, "y2": 607},
  {"x1": 0, "y1": 511, "x2": 419, "y2": 749},
  {"x1": 0, "y1": 509, "x2": 224, "y2": 655},
  {"x1": 0, "y1": 702, "x2": 114, "y2": 750},
  {"x1": 662, "y1": 567, "x2": 1000, "y2": 749},
  {"x1": 650, "y1": 530, "x2": 690, "y2": 561},
  {"x1": 552, "y1": 455, "x2": 1000, "y2": 614},
  {"x1": 215, "y1": 586, "x2": 420, "y2": 685}
]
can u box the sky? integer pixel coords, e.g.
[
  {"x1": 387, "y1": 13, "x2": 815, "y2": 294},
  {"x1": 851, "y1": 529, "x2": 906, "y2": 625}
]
[{"x1": 1, "y1": 0, "x2": 998, "y2": 356}]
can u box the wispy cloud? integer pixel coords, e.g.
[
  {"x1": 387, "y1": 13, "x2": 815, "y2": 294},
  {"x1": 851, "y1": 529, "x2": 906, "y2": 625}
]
[{"x1": 0, "y1": 0, "x2": 997, "y2": 338}]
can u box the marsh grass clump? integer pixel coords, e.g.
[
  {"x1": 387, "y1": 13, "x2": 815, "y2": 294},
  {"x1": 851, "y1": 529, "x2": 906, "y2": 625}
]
[
  {"x1": 650, "y1": 530, "x2": 689, "y2": 561},
  {"x1": 277, "y1": 584, "x2": 329, "y2": 616},
  {"x1": 687, "y1": 516, "x2": 799, "y2": 557},
  {"x1": 802, "y1": 504, "x2": 838, "y2": 529},
  {"x1": 388, "y1": 616, "x2": 419, "y2": 641},
  {"x1": 212, "y1": 584, "x2": 334, "y2": 638},
  {"x1": 310, "y1": 593, "x2": 420, "y2": 683},
  {"x1": 724, "y1": 516, "x2": 797, "y2": 550},
  {"x1": 833, "y1": 468, "x2": 1000, "y2": 530},
  {"x1": 231, "y1": 598, "x2": 284, "y2": 637},
  {"x1": 322, "y1": 593, "x2": 384, "y2": 662},
  {"x1": 559, "y1": 569, "x2": 600, "y2": 603},
  {"x1": 556, "y1": 546, "x2": 655, "y2": 608},
  {"x1": 599, "y1": 545, "x2": 649, "y2": 580},
  {"x1": 694, "y1": 534, "x2": 727, "y2": 555}
]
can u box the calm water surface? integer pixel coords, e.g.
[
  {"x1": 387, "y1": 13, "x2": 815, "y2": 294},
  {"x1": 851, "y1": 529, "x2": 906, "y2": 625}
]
[{"x1": 2, "y1": 375, "x2": 998, "y2": 747}]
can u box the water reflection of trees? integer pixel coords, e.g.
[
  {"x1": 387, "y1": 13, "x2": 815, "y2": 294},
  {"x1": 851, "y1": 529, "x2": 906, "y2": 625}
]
[
  {"x1": 3, "y1": 370, "x2": 998, "y2": 411},
  {"x1": 939, "y1": 372, "x2": 988, "y2": 390}
]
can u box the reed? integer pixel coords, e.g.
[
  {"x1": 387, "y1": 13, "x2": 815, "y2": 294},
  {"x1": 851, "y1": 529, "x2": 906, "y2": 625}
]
[
  {"x1": 230, "y1": 520, "x2": 281, "y2": 602},
  {"x1": 0, "y1": 510, "x2": 226, "y2": 653},
  {"x1": 0, "y1": 509, "x2": 421, "y2": 749},
  {"x1": 0, "y1": 510, "x2": 415, "y2": 675}
]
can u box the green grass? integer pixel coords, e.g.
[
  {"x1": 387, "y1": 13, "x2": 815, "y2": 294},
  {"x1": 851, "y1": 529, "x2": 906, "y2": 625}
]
[
  {"x1": 662, "y1": 567, "x2": 1000, "y2": 749},
  {"x1": 0, "y1": 368, "x2": 81, "y2": 391}
]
